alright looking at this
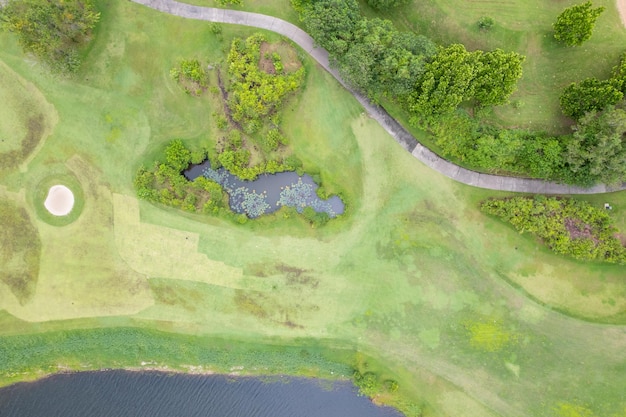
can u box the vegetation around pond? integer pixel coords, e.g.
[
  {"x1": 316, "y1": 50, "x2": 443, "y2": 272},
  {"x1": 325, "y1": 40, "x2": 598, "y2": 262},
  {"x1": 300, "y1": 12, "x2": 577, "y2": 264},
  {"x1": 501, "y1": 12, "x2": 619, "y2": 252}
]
[{"x1": 138, "y1": 34, "x2": 337, "y2": 223}]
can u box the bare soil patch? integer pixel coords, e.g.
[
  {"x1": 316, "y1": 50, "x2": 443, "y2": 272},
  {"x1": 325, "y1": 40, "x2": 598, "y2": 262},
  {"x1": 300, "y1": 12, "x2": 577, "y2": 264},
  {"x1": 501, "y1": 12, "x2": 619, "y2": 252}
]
[
  {"x1": 564, "y1": 217, "x2": 598, "y2": 244},
  {"x1": 258, "y1": 41, "x2": 302, "y2": 75},
  {"x1": 618, "y1": 0, "x2": 626, "y2": 27}
]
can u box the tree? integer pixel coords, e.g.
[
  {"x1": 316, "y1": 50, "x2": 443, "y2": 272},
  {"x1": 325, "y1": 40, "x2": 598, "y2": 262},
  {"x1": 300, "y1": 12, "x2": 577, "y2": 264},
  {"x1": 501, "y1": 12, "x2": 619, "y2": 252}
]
[
  {"x1": 566, "y1": 105, "x2": 626, "y2": 185},
  {"x1": 559, "y1": 78, "x2": 623, "y2": 120},
  {"x1": 409, "y1": 44, "x2": 481, "y2": 118},
  {"x1": 0, "y1": 0, "x2": 100, "y2": 72},
  {"x1": 553, "y1": 1, "x2": 605, "y2": 46},
  {"x1": 300, "y1": 0, "x2": 360, "y2": 56},
  {"x1": 165, "y1": 140, "x2": 193, "y2": 172},
  {"x1": 472, "y1": 49, "x2": 525, "y2": 106},
  {"x1": 611, "y1": 52, "x2": 626, "y2": 93},
  {"x1": 366, "y1": 0, "x2": 410, "y2": 10}
]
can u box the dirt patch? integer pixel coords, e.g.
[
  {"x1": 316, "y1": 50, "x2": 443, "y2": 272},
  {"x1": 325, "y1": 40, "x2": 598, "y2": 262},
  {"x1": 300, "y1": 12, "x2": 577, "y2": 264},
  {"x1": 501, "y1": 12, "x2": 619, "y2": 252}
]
[
  {"x1": 259, "y1": 42, "x2": 276, "y2": 74},
  {"x1": 258, "y1": 41, "x2": 302, "y2": 75},
  {"x1": 618, "y1": 0, "x2": 626, "y2": 28},
  {"x1": 564, "y1": 217, "x2": 598, "y2": 244}
]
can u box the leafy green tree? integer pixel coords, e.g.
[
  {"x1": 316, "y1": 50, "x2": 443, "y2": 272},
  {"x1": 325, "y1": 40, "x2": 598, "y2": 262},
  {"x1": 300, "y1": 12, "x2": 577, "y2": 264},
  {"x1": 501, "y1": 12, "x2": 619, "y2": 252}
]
[
  {"x1": 409, "y1": 44, "x2": 480, "y2": 118},
  {"x1": 300, "y1": 0, "x2": 360, "y2": 55},
  {"x1": 472, "y1": 49, "x2": 525, "y2": 106},
  {"x1": 165, "y1": 140, "x2": 193, "y2": 172},
  {"x1": 566, "y1": 105, "x2": 626, "y2": 185},
  {"x1": 0, "y1": 0, "x2": 100, "y2": 72},
  {"x1": 611, "y1": 52, "x2": 626, "y2": 93},
  {"x1": 366, "y1": 0, "x2": 410, "y2": 10},
  {"x1": 560, "y1": 78, "x2": 623, "y2": 120},
  {"x1": 553, "y1": 1, "x2": 605, "y2": 46}
]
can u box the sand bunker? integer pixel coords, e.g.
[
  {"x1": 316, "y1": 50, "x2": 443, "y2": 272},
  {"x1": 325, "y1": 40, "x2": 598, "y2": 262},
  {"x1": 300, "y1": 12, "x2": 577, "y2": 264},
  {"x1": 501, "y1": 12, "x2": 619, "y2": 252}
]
[
  {"x1": 44, "y1": 185, "x2": 75, "y2": 216},
  {"x1": 619, "y1": 0, "x2": 626, "y2": 27}
]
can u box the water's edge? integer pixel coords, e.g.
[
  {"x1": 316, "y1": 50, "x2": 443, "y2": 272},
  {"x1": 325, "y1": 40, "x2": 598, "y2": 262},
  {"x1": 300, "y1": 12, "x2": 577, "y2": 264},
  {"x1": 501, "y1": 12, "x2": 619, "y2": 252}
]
[{"x1": 0, "y1": 370, "x2": 404, "y2": 417}]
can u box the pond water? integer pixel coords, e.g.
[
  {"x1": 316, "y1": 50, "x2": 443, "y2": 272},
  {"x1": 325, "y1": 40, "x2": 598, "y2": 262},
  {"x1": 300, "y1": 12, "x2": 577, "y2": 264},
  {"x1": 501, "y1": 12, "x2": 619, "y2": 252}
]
[
  {"x1": 0, "y1": 371, "x2": 404, "y2": 417},
  {"x1": 184, "y1": 160, "x2": 344, "y2": 218}
]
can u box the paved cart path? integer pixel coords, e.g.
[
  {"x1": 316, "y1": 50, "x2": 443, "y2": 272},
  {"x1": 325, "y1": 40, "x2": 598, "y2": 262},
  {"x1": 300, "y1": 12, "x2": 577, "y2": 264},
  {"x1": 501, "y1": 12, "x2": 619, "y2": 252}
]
[{"x1": 131, "y1": 0, "x2": 626, "y2": 194}]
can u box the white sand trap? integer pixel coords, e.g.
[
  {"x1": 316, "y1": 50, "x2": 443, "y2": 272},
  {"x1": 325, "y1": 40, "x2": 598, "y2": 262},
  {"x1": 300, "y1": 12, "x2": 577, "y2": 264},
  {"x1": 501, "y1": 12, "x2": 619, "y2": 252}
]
[
  {"x1": 618, "y1": 0, "x2": 626, "y2": 27},
  {"x1": 44, "y1": 185, "x2": 75, "y2": 216}
]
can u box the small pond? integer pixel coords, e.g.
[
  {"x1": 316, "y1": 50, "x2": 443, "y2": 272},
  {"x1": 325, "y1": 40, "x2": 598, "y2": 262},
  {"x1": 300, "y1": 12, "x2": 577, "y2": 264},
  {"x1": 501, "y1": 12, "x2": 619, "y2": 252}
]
[
  {"x1": 0, "y1": 371, "x2": 404, "y2": 417},
  {"x1": 184, "y1": 160, "x2": 344, "y2": 218}
]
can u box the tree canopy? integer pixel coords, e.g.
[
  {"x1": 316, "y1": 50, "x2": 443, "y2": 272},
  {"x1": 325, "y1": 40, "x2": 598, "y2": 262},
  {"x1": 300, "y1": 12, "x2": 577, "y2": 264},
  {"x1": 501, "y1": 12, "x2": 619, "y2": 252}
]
[
  {"x1": 560, "y1": 78, "x2": 623, "y2": 120},
  {"x1": 566, "y1": 105, "x2": 626, "y2": 185},
  {"x1": 366, "y1": 0, "x2": 410, "y2": 10},
  {"x1": 0, "y1": 0, "x2": 100, "y2": 72},
  {"x1": 553, "y1": 1, "x2": 605, "y2": 46},
  {"x1": 408, "y1": 45, "x2": 524, "y2": 118},
  {"x1": 300, "y1": 0, "x2": 360, "y2": 56}
]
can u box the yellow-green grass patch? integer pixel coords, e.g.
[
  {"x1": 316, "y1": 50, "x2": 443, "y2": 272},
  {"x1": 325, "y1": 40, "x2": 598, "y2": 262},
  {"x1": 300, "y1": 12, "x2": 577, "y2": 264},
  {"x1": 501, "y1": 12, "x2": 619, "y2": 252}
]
[
  {"x1": 0, "y1": 61, "x2": 58, "y2": 171},
  {"x1": 0, "y1": 193, "x2": 41, "y2": 305}
]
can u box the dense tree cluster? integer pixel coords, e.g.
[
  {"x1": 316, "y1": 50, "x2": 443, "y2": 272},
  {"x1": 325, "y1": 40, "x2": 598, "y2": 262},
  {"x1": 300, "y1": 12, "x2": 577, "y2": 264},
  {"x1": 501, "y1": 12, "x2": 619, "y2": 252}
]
[
  {"x1": 482, "y1": 196, "x2": 626, "y2": 263},
  {"x1": 560, "y1": 78, "x2": 623, "y2": 120},
  {"x1": 227, "y1": 34, "x2": 305, "y2": 134},
  {"x1": 0, "y1": 0, "x2": 100, "y2": 72},
  {"x1": 295, "y1": 0, "x2": 524, "y2": 117},
  {"x1": 566, "y1": 105, "x2": 626, "y2": 186},
  {"x1": 408, "y1": 45, "x2": 524, "y2": 118},
  {"x1": 134, "y1": 140, "x2": 225, "y2": 214},
  {"x1": 428, "y1": 113, "x2": 563, "y2": 179},
  {"x1": 553, "y1": 1, "x2": 605, "y2": 47}
]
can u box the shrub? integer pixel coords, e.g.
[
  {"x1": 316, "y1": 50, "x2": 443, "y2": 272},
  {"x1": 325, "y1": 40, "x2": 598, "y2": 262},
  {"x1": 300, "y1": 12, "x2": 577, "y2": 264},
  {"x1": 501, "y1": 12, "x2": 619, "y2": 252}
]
[
  {"x1": 481, "y1": 196, "x2": 626, "y2": 263},
  {"x1": 477, "y1": 16, "x2": 495, "y2": 31},
  {"x1": 165, "y1": 140, "x2": 193, "y2": 172},
  {"x1": 0, "y1": 0, "x2": 100, "y2": 72}
]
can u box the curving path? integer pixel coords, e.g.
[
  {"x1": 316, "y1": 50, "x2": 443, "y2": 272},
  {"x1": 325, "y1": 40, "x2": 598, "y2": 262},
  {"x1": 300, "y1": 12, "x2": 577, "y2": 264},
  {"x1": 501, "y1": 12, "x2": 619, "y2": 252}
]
[{"x1": 131, "y1": 0, "x2": 626, "y2": 194}]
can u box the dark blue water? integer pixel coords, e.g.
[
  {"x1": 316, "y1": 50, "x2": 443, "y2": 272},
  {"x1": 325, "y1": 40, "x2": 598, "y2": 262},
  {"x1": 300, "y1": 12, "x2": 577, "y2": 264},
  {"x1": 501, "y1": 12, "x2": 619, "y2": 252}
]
[
  {"x1": 184, "y1": 161, "x2": 344, "y2": 218},
  {"x1": 0, "y1": 371, "x2": 403, "y2": 417}
]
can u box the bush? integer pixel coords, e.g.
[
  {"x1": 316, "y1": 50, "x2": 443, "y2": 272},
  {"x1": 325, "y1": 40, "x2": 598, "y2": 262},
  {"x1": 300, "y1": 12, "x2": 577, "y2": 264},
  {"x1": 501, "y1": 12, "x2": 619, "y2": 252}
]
[
  {"x1": 165, "y1": 139, "x2": 193, "y2": 172},
  {"x1": 0, "y1": 0, "x2": 100, "y2": 72},
  {"x1": 477, "y1": 16, "x2": 495, "y2": 31},
  {"x1": 227, "y1": 34, "x2": 305, "y2": 133},
  {"x1": 170, "y1": 59, "x2": 207, "y2": 95},
  {"x1": 482, "y1": 196, "x2": 626, "y2": 263}
]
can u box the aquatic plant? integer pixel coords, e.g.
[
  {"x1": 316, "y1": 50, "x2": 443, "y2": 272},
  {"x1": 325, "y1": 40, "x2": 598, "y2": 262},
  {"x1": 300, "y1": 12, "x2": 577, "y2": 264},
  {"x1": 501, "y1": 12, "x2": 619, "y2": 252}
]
[{"x1": 230, "y1": 187, "x2": 271, "y2": 218}]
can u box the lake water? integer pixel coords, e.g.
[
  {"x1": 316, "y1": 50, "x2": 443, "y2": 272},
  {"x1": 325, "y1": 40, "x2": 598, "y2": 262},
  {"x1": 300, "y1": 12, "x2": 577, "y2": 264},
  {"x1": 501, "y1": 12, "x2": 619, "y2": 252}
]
[
  {"x1": 184, "y1": 160, "x2": 344, "y2": 218},
  {"x1": 0, "y1": 371, "x2": 404, "y2": 417}
]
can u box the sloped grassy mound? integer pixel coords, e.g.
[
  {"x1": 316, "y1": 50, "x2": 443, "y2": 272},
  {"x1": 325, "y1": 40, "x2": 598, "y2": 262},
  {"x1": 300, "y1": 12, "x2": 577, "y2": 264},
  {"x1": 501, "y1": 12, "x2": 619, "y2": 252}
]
[{"x1": 482, "y1": 196, "x2": 626, "y2": 263}]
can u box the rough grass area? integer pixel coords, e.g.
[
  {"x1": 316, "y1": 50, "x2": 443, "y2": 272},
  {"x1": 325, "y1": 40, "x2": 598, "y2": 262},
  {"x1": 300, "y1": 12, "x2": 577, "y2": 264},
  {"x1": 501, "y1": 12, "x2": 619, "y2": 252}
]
[
  {"x1": 0, "y1": 197, "x2": 41, "y2": 304},
  {"x1": 0, "y1": 1, "x2": 626, "y2": 417},
  {"x1": 0, "y1": 61, "x2": 57, "y2": 171}
]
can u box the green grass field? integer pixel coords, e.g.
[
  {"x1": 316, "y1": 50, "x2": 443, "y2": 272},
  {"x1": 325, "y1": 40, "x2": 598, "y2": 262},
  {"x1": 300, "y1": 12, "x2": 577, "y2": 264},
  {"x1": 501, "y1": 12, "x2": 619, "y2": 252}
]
[{"x1": 1, "y1": 1, "x2": 626, "y2": 416}]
